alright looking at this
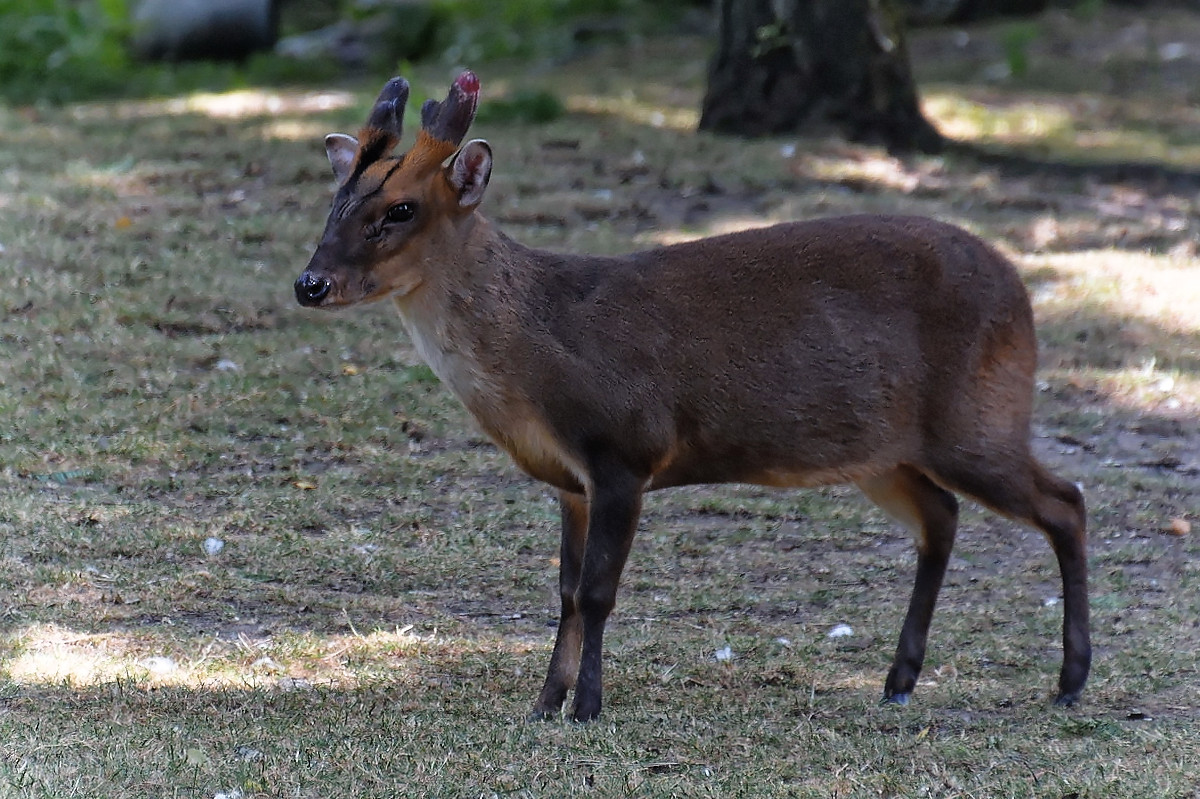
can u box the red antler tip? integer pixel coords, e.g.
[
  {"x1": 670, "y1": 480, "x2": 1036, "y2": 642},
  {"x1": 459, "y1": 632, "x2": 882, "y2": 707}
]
[{"x1": 455, "y1": 70, "x2": 480, "y2": 95}]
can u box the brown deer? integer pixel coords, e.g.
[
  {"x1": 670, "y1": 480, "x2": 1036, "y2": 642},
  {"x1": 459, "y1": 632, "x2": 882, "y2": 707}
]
[{"x1": 294, "y1": 72, "x2": 1090, "y2": 722}]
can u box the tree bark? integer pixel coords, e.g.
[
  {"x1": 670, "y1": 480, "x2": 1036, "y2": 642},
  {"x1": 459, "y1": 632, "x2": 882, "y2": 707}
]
[{"x1": 699, "y1": 0, "x2": 943, "y2": 153}]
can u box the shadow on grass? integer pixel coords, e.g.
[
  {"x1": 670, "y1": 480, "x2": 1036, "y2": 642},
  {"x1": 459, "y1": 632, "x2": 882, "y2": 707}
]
[{"x1": 943, "y1": 139, "x2": 1200, "y2": 192}]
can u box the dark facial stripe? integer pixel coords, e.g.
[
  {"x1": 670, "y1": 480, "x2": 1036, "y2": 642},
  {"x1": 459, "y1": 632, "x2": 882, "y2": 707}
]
[
  {"x1": 356, "y1": 132, "x2": 395, "y2": 173},
  {"x1": 335, "y1": 158, "x2": 405, "y2": 219}
]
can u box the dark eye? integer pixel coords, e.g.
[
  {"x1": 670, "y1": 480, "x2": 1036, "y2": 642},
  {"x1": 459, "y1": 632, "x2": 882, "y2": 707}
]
[{"x1": 385, "y1": 202, "x2": 416, "y2": 224}]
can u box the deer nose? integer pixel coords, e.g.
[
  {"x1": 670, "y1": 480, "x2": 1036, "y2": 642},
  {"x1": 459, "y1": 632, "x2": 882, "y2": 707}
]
[{"x1": 295, "y1": 272, "x2": 331, "y2": 306}]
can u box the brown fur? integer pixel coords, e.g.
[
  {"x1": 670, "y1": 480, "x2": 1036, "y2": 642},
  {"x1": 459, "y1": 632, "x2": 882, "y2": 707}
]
[{"x1": 295, "y1": 74, "x2": 1090, "y2": 722}]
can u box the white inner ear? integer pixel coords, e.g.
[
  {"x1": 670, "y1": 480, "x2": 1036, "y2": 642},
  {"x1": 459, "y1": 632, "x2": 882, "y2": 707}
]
[
  {"x1": 325, "y1": 133, "x2": 359, "y2": 184},
  {"x1": 450, "y1": 139, "x2": 493, "y2": 208}
]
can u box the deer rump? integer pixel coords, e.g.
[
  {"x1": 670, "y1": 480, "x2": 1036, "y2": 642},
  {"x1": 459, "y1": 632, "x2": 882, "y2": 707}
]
[{"x1": 294, "y1": 71, "x2": 1090, "y2": 723}]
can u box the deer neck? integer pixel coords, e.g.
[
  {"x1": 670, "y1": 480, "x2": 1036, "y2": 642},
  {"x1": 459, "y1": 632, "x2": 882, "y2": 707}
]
[{"x1": 391, "y1": 214, "x2": 532, "y2": 416}]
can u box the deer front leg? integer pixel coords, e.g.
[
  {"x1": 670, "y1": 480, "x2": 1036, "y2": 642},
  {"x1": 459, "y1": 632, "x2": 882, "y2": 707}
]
[
  {"x1": 569, "y1": 466, "x2": 644, "y2": 722},
  {"x1": 530, "y1": 490, "x2": 589, "y2": 720}
]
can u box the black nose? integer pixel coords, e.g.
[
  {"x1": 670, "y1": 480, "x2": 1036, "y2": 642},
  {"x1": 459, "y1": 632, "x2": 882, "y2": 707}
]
[{"x1": 295, "y1": 272, "x2": 331, "y2": 306}]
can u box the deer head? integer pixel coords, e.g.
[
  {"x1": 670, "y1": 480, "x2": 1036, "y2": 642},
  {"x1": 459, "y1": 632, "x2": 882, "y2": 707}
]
[{"x1": 295, "y1": 71, "x2": 493, "y2": 308}]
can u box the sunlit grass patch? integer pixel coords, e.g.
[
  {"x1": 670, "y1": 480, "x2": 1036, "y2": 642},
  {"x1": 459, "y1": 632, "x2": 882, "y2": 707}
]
[
  {"x1": 1025, "y1": 249, "x2": 1200, "y2": 415},
  {"x1": 926, "y1": 88, "x2": 1200, "y2": 167},
  {"x1": 1, "y1": 619, "x2": 513, "y2": 694},
  {"x1": 926, "y1": 91, "x2": 1076, "y2": 147},
  {"x1": 1, "y1": 9, "x2": 1200, "y2": 797},
  {"x1": 1032, "y1": 250, "x2": 1200, "y2": 335},
  {"x1": 566, "y1": 92, "x2": 699, "y2": 132}
]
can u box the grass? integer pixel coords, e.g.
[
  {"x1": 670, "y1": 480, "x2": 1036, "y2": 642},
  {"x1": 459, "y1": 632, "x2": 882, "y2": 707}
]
[{"x1": 2, "y1": 7, "x2": 1200, "y2": 798}]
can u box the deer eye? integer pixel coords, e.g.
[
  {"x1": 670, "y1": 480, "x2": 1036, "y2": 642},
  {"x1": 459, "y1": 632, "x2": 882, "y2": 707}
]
[{"x1": 385, "y1": 202, "x2": 416, "y2": 224}]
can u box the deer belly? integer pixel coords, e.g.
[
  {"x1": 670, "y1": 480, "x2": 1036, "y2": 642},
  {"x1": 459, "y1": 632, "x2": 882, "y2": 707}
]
[{"x1": 493, "y1": 417, "x2": 587, "y2": 493}]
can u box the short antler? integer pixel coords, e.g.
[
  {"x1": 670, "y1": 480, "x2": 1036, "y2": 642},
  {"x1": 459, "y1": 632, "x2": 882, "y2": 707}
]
[
  {"x1": 364, "y1": 76, "x2": 410, "y2": 141},
  {"x1": 342, "y1": 77, "x2": 412, "y2": 173},
  {"x1": 419, "y1": 71, "x2": 480, "y2": 146}
]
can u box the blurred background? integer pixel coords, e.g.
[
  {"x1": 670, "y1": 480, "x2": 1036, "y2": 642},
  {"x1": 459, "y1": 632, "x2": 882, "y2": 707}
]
[
  {"x1": 2, "y1": 0, "x2": 710, "y2": 105},
  {"x1": 5, "y1": 0, "x2": 1195, "y2": 137}
]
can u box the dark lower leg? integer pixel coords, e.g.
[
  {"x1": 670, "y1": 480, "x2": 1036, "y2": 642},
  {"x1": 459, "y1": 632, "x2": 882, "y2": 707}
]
[
  {"x1": 859, "y1": 466, "x2": 958, "y2": 705},
  {"x1": 570, "y1": 470, "x2": 643, "y2": 722},
  {"x1": 1035, "y1": 471, "x2": 1090, "y2": 705},
  {"x1": 531, "y1": 490, "x2": 588, "y2": 719},
  {"x1": 935, "y1": 460, "x2": 1091, "y2": 705},
  {"x1": 1054, "y1": 548, "x2": 1091, "y2": 706},
  {"x1": 884, "y1": 549, "x2": 951, "y2": 703}
]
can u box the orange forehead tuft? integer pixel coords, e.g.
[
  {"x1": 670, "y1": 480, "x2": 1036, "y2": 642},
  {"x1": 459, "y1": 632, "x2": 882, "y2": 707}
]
[{"x1": 403, "y1": 130, "x2": 460, "y2": 172}]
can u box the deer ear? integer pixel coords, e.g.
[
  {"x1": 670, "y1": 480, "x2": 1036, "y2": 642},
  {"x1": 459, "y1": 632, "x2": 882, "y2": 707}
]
[
  {"x1": 448, "y1": 139, "x2": 492, "y2": 208},
  {"x1": 325, "y1": 133, "x2": 359, "y2": 184}
]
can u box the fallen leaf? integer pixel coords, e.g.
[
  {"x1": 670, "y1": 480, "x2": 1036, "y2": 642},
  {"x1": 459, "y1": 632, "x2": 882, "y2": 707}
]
[{"x1": 293, "y1": 480, "x2": 317, "y2": 491}]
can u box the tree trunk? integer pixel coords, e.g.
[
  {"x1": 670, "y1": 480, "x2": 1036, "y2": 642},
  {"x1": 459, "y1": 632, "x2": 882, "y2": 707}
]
[{"x1": 699, "y1": 0, "x2": 943, "y2": 153}]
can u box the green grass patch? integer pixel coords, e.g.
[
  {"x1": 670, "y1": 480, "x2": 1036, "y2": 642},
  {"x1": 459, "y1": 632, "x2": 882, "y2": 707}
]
[{"x1": 2, "y1": 9, "x2": 1200, "y2": 797}]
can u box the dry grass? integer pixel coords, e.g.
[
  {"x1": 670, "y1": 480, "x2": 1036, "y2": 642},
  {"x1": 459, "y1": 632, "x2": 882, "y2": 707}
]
[{"x1": 2, "y1": 7, "x2": 1199, "y2": 798}]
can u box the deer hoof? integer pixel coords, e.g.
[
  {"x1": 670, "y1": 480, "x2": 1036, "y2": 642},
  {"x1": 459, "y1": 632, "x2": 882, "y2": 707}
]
[
  {"x1": 570, "y1": 700, "x2": 602, "y2": 723},
  {"x1": 1053, "y1": 690, "x2": 1081, "y2": 708}
]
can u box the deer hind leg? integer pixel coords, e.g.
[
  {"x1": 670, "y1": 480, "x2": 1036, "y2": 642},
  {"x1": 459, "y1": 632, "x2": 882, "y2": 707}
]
[
  {"x1": 530, "y1": 490, "x2": 588, "y2": 720},
  {"x1": 857, "y1": 464, "x2": 960, "y2": 705},
  {"x1": 930, "y1": 455, "x2": 1090, "y2": 706}
]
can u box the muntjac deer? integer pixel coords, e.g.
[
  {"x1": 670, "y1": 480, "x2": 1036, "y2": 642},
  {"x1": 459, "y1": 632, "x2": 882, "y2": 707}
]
[{"x1": 295, "y1": 72, "x2": 1090, "y2": 722}]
